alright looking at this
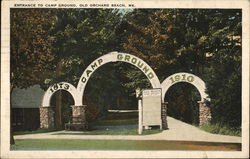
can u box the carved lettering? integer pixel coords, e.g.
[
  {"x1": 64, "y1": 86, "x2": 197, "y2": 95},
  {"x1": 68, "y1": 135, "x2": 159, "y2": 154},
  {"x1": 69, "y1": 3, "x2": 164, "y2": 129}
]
[
  {"x1": 50, "y1": 88, "x2": 54, "y2": 93},
  {"x1": 169, "y1": 74, "x2": 195, "y2": 84},
  {"x1": 81, "y1": 77, "x2": 86, "y2": 83},
  {"x1": 49, "y1": 83, "x2": 71, "y2": 93},
  {"x1": 98, "y1": 59, "x2": 103, "y2": 65},
  {"x1": 175, "y1": 75, "x2": 181, "y2": 81},
  {"x1": 86, "y1": 70, "x2": 92, "y2": 77},
  {"x1": 58, "y1": 83, "x2": 63, "y2": 88},
  {"x1": 143, "y1": 66, "x2": 149, "y2": 73},
  {"x1": 187, "y1": 76, "x2": 194, "y2": 82},
  {"x1": 64, "y1": 84, "x2": 69, "y2": 90},
  {"x1": 91, "y1": 62, "x2": 98, "y2": 70},
  {"x1": 137, "y1": 60, "x2": 144, "y2": 68},
  {"x1": 131, "y1": 57, "x2": 137, "y2": 64},
  {"x1": 124, "y1": 55, "x2": 130, "y2": 62},
  {"x1": 53, "y1": 84, "x2": 58, "y2": 90},
  {"x1": 117, "y1": 54, "x2": 123, "y2": 60},
  {"x1": 147, "y1": 72, "x2": 154, "y2": 79}
]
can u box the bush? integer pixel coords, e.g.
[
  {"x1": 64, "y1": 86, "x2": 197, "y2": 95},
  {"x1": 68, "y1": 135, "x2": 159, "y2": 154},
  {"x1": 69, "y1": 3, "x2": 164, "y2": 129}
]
[{"x1": 200, "y1": 123, "x2": 241, "y2": 137}]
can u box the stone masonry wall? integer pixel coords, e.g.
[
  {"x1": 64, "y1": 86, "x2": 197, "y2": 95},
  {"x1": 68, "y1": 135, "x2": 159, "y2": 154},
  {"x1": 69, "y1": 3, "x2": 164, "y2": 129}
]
[
  {"x1": 199, "y1": 102, "x2": 212, "y2": 126},
  {"x1": 39, "y1": 107, "x2": 55, "y2": 129},
  {"x1": 71, "y1": 105, "x2": 87, "y2": 124}
]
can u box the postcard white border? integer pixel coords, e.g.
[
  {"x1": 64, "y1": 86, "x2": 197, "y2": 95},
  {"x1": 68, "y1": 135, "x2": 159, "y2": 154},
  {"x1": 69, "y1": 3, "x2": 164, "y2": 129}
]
[{"x1": 1, "y1": 0, "x2": 249, "y2": 158}]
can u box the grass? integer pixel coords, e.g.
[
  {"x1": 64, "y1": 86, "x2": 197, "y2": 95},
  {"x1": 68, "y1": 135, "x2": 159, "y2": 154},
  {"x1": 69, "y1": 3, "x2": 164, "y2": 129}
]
[
  {"x1": 92, "y1": 118, "x2": 138, "y2": 126},
  {"x1": 13, "y1": 128, "x2": 58, "y2": 135},
  {"x1": 11, "y1": 139, "x2": 241, "y2": 151},
  {"x1": 104, "y1": 112, "x2": 138, "y2": 120},
  {"x1": 52, "y1": 128, "x2": 162, "y2": 135},
  {"x1": 12, "y1": 112, "x2": 241, "y2": 151},
  {"x1": 14, "y1": 112, "x2": 162, "y2": 136},
  {"x1": 92, "y1": 112, "x2": 138, "y2": 126},
  {"x1": 199, "y1": 123, "x2": 241, "y2": 137}
]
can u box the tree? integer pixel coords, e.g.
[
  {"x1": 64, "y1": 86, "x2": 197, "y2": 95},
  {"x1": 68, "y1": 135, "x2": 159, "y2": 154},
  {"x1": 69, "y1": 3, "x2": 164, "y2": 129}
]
[
  {"x1": 205, "y1": 10, "x2": 242, "y2": 128},
  {"x1": 120, "y1": 9, "x2": 242, "y2": 128},
  {"x1": 120, "y1": 9, "x2": 215, "y2": 78},
  {"x1": 49, "y1": 9, "x2": 125, "y2": 120},
  {"x1": 119, "y1": 9, "x2": 210, "y2": 123},
  {"x1": 50, "y1": 9, "x2": 122, "y2": 84},
  {"x1": 11, "y1": 9, "x2": 57, "y2": 89},
  {"x1": 10, "y1": 8, "x2": 241, "y2": 139},
  {"x1": 10, "y1": 8, "x2": 57, "y2": 144}
]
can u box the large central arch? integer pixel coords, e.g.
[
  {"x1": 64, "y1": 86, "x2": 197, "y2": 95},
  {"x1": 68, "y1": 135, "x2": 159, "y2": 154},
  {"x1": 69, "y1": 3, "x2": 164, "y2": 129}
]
[{"x1": 77, "y1": 51, "x2": 161, "y2": 105}]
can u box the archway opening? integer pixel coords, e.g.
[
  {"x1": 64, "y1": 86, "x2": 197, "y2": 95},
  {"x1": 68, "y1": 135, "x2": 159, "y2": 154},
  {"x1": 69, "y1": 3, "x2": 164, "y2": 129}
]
[
  {"x1": 50, "y1": 90, "x2": 74, "y2": 129},
  {"x1": 83, "y1": 61, "x2": 152, "y2": 132},
  {"x1": 164, "y1": 82, "x2": 200, "y2": 126}
]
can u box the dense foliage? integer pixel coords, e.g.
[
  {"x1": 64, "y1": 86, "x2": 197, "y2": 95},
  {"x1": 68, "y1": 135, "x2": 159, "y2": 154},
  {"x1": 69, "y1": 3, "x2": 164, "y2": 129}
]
[
  {"x1": 10, "y1": 9, "x2": 242, "y2": 130},
  {"x1": 119, "y1": 9, "x2": 241, "y2": 128},
  {"x1": 10, "y1": 9, "x2": 57, "y2": 89}
]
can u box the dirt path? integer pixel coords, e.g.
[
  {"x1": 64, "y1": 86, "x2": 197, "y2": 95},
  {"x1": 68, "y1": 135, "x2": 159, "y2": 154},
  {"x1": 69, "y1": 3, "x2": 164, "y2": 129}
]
[{"x1": 14, "y1": 116, "x2": 241, "y2": 143}]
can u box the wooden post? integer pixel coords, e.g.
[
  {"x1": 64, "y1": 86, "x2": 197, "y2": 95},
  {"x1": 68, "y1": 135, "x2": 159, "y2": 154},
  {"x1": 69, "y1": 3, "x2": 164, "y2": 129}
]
[{"x1": 138, "y1": 99, "x2": 143, "y2": 134}]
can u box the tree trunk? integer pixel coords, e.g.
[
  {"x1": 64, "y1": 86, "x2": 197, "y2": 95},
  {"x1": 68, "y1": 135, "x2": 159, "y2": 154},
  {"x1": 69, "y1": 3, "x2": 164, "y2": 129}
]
[
  {"x1": 55, "y1": 91, "x2": 62, "y2": 129},
  {"x1": 10, "y1": 85, "x2": 15, "y2": 145},
  {"x1": 55, "y1": 60, "x2": 62, "y2": 129}
]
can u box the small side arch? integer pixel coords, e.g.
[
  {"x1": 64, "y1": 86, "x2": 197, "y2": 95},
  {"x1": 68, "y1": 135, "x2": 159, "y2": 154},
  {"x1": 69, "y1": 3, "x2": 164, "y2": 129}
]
[
  {"x1": 161, "y1": 72, "x2": 210, "y2": 102},
  {"x1": 41, "y1": 82, "x2": 81, "y2": 106}
]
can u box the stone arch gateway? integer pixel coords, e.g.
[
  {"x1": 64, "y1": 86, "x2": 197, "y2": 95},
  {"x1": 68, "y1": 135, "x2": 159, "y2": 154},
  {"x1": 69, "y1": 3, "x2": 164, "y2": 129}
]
[
  {"x1": 40, "y1": 82, "x2": 80, "y2": 128},
  {"x1": 42, "y1": 82, "x2": 81, "y2": 106},
  {"x1": 40, "y1": 51, "x2": 161, "y2": 129},
  {"x1": 40, "y1": 53, "x2": 211, "y2": 130},
  {"x1": 161, "y1": 72, "x2": 211, "y2": 126},
  {"x1": 161, "y1": 72, "x2": 210, "y2": 102}
]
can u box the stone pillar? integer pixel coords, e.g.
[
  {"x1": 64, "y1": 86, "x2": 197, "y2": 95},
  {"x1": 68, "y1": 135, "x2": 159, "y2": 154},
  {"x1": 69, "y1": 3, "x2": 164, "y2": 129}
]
[
  {"x1": 71, "y1": 105, "x2": 88, "y2": 130},
  {"x1": 199, "y1": 101, "x2": 212, "y2": 126},
  {"x1": 39, "y1": 106, "x2": 55, "y2": 129},
  {"x1": 161, "y1": 102, "x2": 168, "y2": 130}
]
